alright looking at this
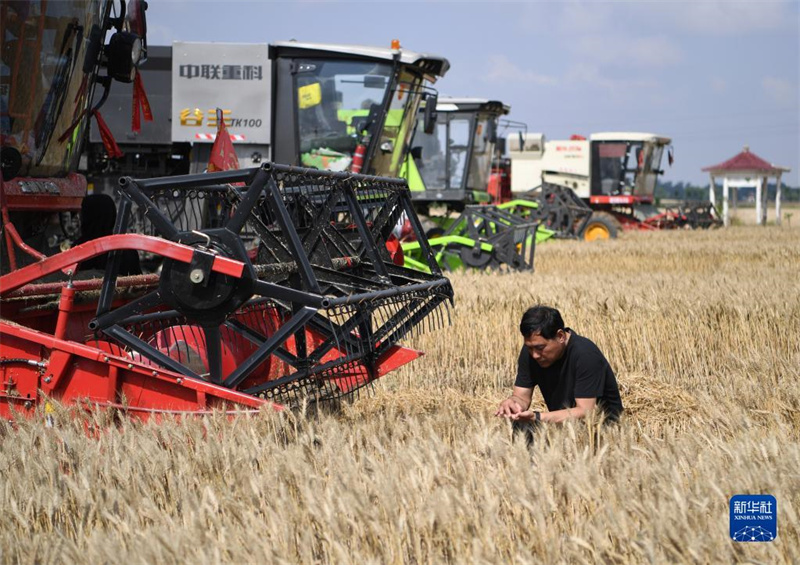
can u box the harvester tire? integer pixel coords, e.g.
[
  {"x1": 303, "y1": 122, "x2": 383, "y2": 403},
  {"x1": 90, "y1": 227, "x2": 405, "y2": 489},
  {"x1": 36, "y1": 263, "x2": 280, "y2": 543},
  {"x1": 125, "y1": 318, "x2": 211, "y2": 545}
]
[{"x1": 581, "y1": 212, "x2": 618, "y2": 241}]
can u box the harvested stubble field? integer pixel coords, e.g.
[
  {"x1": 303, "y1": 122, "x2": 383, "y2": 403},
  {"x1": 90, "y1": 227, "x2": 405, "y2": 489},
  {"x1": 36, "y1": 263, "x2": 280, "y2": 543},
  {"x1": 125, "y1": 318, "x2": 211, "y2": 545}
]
[{"x1": 2, "y1": 226, "x2": 799, "y2": 565}]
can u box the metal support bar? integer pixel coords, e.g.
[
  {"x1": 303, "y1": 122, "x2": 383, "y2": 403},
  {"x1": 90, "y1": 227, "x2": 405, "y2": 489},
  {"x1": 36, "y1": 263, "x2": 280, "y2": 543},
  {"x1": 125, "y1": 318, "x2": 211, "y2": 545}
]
[
  {"x1": 93, "y1": 290, "x2": 163, "y2": 330},
  {"x1": 135, "y1": 168, "x2": 258, "y2": 190},
  {"x1": 262, "y1": 177, "x2": 321, "y2": 293},
  {"x1": 98, "y1": 196, "x2": 133, "y2": 315},
  {"x1": 326, "y1": 278, "x2": 450, "y2": 307},
  {"x1": 306, "y1": 309, "x2": 373, "y2": 363},
  {"x1": 223, "y1": 319, "x2": 299, "y2": 366},
  {"x1": 223, "y1": 306, "x2": 318, "y2": 388},
  {"x1": 343, "y1": 185, "x2": 390, "y2": 279},
  {"x1": 119, "y1": 177, "x2": 180, "y2": 241},
  {"x1": 400, "y1": 193, "x2": 442, "y2": 275},
  {"x1": 103, "y1": 324, "x2": 202, "y2": 380},
  {"x1": 226, "y1": 167, "x2": 269, "y2": 235},
  {"x1": 253, "y1": 280, "x2": 327, "y2": 308}
]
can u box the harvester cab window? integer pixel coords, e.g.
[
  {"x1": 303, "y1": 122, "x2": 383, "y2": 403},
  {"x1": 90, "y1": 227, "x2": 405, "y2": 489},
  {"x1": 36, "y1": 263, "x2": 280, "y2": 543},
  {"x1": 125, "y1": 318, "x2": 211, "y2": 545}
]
[
  {"x1": 468, "y1": 116, "x2": 493, "y2": 192},
  {"x1": 414, "y1": 112, "x2": 487, "y2": 193},
  {"x1": 594, "y1": 142, "x2": 625, "y2": 195},
  {"x1": 593, "y1": 141, "x2": 651, "y2": 196},
  {"x1": 414, "y1": 121, "x2": 447, "y2": 188},
  {"x1": 640, "y1": 143, "x2": 665, "y2": 195},
  {"x1": 294, "y1": 59, "x2": 392, "y2": 172},
  {"x1": 448, "y1": 118, "x2": 470, "y2": 190},
  {"x1": 368, "y1": 70, "x2": 425, "y2": 178},
  {"x1": 1, "y1": 0, "x2": 101, "y2": 178},
  {"x1": 623, "y1": 143, "x2": 643, "y2": 193}
]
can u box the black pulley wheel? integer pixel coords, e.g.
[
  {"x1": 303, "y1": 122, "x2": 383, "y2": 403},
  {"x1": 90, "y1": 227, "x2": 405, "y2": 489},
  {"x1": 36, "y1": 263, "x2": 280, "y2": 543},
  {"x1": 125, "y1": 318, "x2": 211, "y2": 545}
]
[{"x1": 459, "y1": 244, "x2": 493, "y2": 268}]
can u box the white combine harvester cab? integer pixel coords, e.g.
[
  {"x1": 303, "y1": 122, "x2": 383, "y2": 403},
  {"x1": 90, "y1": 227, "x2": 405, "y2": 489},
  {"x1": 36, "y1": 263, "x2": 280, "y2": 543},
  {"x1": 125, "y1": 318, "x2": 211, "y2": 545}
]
[
  {"x1": 504, "y1": 131, "x2": 692, "y2": 239},
  {"x1": 509, "y1": 132, "x2": 671, "y2": 204}
]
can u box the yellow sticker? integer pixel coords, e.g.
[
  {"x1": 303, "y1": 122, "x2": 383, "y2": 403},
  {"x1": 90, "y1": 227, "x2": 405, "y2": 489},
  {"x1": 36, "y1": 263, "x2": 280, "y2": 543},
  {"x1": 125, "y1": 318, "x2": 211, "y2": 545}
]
[
  {"x1": 45, "y1": 401, "x2": 54, "y2": 414},
  {"x1": 298, "y1": 83, "x2": 322, "y2": 109},
  {"x1": 207, "y1": 109, "x2": 232, "y2": 127},
  {"x1": 180, "y1": 107, "x2": 204, "y2": 126}
]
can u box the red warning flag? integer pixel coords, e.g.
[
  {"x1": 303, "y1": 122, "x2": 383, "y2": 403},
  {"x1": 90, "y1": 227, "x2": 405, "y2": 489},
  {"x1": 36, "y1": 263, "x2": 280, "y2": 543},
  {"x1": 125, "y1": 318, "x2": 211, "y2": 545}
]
[
  {"x1": 132, "y1": 72, "x2": 153, "y2": 134},
  {"x1": 95, "y1": 111, "x2": 123, "y2": 159},
  {"x1": 207, "y1": 108, "x2": 240, "y2": 172}
]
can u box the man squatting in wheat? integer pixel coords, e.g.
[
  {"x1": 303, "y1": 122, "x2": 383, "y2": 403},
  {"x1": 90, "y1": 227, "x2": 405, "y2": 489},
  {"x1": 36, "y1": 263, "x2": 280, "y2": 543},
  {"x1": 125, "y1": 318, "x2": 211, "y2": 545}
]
[{"x1": 495, "y1": 306, "x2": 624, "y2": 440}]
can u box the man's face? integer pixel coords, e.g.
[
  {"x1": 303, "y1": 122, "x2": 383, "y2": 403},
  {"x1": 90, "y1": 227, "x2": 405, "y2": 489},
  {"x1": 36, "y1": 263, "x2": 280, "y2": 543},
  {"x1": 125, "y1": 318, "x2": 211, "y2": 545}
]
[{"x1": 524, "y1": 329, "x2": 567, "y2": 368}]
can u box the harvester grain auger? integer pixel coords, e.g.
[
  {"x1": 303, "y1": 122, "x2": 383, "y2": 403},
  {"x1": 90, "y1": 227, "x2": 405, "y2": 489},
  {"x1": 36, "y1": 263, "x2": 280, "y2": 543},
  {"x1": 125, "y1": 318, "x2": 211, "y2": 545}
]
[{"x1": 0, "y1": 164, "x2": 453, "y2": 419}]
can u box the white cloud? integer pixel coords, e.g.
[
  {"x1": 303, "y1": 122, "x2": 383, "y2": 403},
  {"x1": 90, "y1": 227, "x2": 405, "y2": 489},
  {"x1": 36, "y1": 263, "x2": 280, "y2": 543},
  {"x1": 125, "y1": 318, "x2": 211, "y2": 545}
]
[
  {"x1": 762, "y1": 76, "x2": 798, "y2": 107},
  {"x1": 565, "y1": 63, "x2": 658, "y2": 92},
  {"x1": 571, "y1": 35, "x2": 684, "y2": 68},
  {"x1": 482, "y1": 55, "x2": 660, "y2": 95},
  {"x1": 484, "y1": 55, "x2": 558, "y2": 86},
  {"x1": 550, "y1": 1, "x2": 795, "y2": 37},
  {"x1": 557, "y1": 1, "x2": 617, "y2": 35},
  {"x1": 649, "y1": 1, "x2": 794, "y2": 35}
]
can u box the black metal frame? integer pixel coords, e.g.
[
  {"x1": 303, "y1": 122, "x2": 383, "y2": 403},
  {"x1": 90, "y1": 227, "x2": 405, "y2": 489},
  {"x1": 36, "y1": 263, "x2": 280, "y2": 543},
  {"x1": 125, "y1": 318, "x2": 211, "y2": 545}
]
[
  {"x1": 517, "y1": 182, "x2": 594, "y2": 238},
  {"x1": 434, "y1": 205, "x2": 539, "y2": 271},
  {"x1": 90, "y1": 163, "x2": 453, "y2": 405},
  {"x1": 673, "y1": 200, "x2": 722, "y2": 229}
]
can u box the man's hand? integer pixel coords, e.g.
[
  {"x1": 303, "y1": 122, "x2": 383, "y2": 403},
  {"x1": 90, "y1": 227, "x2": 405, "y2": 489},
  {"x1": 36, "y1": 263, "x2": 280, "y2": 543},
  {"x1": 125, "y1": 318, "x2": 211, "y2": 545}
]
[
  {"x1": 508, "y1": 410, "x2": 536, "y2": 422},
  {"x1": 495, "y1": 396, "x2": 527, "y2": 418}
]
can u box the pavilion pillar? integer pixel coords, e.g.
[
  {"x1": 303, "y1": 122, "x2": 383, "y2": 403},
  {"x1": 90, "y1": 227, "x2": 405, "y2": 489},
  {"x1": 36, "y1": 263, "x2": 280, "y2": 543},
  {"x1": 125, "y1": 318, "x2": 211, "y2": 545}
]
[
  {"x1": 776, "y1": 173, "x2": 782, "y2": 226},
  {"x1": 722, "y1": 177, "x2": 730, "y2": 227},
  {"x1": 708, "y1": 174, "x2": 716, "y2": 208},
  {"x1": 755, "y1": 177, "x2": 763, "y2": 226},
  {"x1": 761, "y1": 176, "x2": 769, "y2": 225}
]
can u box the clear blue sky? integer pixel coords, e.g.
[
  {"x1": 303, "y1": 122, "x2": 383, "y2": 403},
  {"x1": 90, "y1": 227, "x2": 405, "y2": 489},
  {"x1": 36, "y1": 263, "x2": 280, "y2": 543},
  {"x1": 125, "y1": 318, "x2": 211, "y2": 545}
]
[{"x1": 147, "y1": 0, "x2": 800, "y2": 186}]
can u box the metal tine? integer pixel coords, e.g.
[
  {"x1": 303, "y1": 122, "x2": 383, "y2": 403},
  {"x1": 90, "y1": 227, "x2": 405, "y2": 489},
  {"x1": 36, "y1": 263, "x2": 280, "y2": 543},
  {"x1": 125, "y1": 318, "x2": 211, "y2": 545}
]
[
  {"x1": 433, "y1": 297, "x2": 443, "y2": 332},
  {"x1": 433, "y1": 297, "x2": 443, "y2": 333},
  {"x1": 426, "y1": 304, "x2": 432, "y2": 334},
  {"x1": 333, "y1": 307, "x2": 353, "y2": 359},
  {"x1": 325, "y1": 307, "x2": 344, "y2": 358}
]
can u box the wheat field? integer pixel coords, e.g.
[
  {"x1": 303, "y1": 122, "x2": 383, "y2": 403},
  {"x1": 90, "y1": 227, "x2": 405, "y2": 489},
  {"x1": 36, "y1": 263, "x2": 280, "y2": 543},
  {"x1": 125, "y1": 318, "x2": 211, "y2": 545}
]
[{"x1": 1, "y1": 226, "x2": 799, "y2": 564}]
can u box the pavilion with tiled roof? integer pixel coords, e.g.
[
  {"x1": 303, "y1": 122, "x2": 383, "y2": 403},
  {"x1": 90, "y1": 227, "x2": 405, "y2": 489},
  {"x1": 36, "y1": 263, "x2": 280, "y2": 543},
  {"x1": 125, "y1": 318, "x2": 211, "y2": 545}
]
[{"x1": 702, "y1": 146, "x2": 790, "y2": 227}]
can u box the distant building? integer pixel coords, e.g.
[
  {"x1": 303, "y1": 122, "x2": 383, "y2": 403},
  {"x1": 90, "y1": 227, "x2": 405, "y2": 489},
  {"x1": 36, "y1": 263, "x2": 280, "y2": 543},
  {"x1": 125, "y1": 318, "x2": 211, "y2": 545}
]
[{"x1": 702, "y1": 146, "x2": 790, "y2": 227}]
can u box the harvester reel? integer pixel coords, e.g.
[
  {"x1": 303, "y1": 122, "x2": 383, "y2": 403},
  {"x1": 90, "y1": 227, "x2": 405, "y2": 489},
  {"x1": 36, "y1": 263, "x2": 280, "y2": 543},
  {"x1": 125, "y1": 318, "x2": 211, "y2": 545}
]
[
  {"x1": 418, "y1": 205, "x2": 539, "y2": 272},
  {"x1": 88, "y1": 164, "x2": 453, "y2": 404},
  {"x1": 516, "y1": 183, "x2": 594, "y2": 238}
]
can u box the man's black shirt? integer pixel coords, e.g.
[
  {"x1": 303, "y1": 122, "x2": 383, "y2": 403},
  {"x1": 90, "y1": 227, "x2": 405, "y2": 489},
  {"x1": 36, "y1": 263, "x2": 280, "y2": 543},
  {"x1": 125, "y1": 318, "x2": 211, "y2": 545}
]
[{"x1": 515, "y1": 329, "x2": 623, "y2": 421}]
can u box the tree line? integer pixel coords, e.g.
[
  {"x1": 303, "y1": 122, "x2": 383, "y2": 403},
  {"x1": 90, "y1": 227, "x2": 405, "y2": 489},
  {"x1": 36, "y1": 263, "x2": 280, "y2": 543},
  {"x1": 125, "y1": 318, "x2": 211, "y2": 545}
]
[{"x1": 656, "y1": 181, "x2": 800, "y2": 203}]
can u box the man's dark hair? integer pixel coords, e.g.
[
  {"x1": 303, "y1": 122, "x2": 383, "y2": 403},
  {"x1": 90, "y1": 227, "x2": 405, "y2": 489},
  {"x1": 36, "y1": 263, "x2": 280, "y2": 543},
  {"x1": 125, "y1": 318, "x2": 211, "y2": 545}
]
[{"x1": 519, "y1": 306, "x2": 564, "y2": 339}]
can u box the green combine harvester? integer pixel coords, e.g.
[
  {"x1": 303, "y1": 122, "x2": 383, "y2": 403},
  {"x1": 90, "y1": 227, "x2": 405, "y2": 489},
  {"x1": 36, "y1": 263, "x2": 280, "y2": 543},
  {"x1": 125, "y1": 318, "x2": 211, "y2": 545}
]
[{"x1": 399, "y1": 98, "x2": 553, "y2": 272}]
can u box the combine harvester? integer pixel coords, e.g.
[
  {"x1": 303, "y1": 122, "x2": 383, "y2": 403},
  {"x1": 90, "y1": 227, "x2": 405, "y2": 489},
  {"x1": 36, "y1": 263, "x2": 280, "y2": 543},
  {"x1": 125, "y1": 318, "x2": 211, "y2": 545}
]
[
  {"x1": 399, "y1": 98, "x2": 547, "y2": 272},
  {"x1": 84, "y1": 39, "x2": 448, "y2": 184},
  {"x1": 0, "y1": 7, "x2": 453, "y2": 419},
  {"x1": 504, "y1": 132, "x2": 720, "y2": 240}
]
